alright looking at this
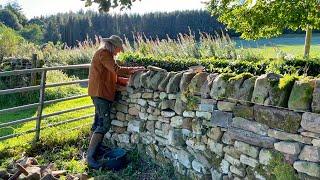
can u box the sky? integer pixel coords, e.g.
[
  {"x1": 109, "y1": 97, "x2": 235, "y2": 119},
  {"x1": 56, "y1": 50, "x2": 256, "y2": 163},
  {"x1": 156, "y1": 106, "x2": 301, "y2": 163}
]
[{"x1": 0, "y1": 0, "x2": 206, "y2": 19}]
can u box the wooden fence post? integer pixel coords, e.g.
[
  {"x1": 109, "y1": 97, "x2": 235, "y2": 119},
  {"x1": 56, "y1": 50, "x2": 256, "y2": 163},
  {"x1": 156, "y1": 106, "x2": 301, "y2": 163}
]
[
  {"x1": 31, "y1": 54, "x2": 37, "y2": 86},
  {"x1": 35, "y1": 70, "x2": 46, "y2": 142}
]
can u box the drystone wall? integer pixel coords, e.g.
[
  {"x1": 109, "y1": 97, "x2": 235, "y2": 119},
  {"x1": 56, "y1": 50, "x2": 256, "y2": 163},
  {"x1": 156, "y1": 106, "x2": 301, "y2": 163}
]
[{"x1": 105, "y1": 66, "x2": 320, "y2": 180}]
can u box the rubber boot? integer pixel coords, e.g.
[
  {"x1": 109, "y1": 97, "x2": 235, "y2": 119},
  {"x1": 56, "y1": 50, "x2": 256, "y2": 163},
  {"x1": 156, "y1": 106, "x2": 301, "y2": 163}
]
[{"x1": 87, "y1": 133, "x2": 104, "y2": 169}]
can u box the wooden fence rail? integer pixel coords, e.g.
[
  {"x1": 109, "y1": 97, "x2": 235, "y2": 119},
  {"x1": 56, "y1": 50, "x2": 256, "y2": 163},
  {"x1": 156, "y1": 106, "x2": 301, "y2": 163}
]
[{"x1": 0, "y1": 64, "x2": 92, "y2": 142}]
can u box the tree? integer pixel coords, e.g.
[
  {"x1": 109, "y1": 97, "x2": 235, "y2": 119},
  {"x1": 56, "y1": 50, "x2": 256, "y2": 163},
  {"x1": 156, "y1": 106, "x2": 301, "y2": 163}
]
[
  {"x1": 19, "y1": 24, "x2": 44, "y2": 43},
  {"x1": 0, "y1": 9, "x2": 22, "y2": 30},
  {"x1": 0, "y1": 23, "x2": 24, "y2": 60},
  {"x1": 208, "y1": 0, "x2": 320, "y2": 58},
  {"x1": 82, "y1": 0, "x2": 139, "y2": 12},
  {"x1": 43, "y1": 21, "x2": 61, "y2": 43}
]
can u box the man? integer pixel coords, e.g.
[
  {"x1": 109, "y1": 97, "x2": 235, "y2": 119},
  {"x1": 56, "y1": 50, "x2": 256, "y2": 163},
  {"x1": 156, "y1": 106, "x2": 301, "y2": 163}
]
[{"x1": 87, "y1": 35, "x2": 144, "y2": 169}]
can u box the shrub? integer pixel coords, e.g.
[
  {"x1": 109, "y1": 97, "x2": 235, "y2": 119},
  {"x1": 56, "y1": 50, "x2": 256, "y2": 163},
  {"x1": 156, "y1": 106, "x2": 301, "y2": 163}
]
[{"x1": 0, "y1": 24, "x2": 24, "y2": 60}]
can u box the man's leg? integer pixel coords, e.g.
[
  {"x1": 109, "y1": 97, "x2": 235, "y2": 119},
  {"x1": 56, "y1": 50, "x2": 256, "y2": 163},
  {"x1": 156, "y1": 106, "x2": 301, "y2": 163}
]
[{"x1": 87, "y1": 97, "x2": 112, "y2": 169}]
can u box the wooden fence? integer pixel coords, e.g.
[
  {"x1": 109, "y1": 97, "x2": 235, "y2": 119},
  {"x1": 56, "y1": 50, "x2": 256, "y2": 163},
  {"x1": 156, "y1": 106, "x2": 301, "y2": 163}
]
[{"x1": 0, "y1": 64, "x2": 93, "y2": 142}]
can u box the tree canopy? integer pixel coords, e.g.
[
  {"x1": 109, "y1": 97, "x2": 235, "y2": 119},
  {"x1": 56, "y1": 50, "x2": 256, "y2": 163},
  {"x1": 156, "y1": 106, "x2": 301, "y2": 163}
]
[
  {"x1": 82, "y1": 0, "x2": 138, "y2": 12},
  {"x1": 208, "y1": 0, "x2": 320, "y2": 57}
]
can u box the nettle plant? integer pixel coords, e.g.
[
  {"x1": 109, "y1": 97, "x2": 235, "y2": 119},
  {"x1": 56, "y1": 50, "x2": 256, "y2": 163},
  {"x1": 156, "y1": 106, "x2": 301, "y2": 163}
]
[{"x1": 208, "y1": 0, "x2": 320, "y2": 58}]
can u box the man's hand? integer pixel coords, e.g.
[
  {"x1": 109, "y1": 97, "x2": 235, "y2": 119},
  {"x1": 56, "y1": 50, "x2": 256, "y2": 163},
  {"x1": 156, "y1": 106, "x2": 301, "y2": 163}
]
[{"x1": 131, "y1": 66, "x2": 145, "y2": 74}]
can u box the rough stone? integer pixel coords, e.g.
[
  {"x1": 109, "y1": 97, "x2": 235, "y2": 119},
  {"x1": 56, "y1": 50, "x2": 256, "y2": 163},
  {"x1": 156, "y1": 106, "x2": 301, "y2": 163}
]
[
  {"x1": 268, "y1": 129, "x2": 312, "y2": 144},
  {"x1": 112, "y1": 126, "x2": 127, "y2": 133},
  {"x1": 211, "y1": 168, "x2": 223, "y2": 180},
  {"x1": 161, "y1": 110, "x2": 176, "y2": 118},
  {"x1": 116, "y1": 103, "x2": 128, "y2": 113},
  {"x1": 177, "y1": 149, "x2": 194, "y2": 168},
  {"x1": 146, "y1": 121, "x2": 155, "y2": 133},
  {"x1": 159, "y1": 72, "x2": 177, "y2": 91},
  {"x1": 130, "y1": 133, "x2": 140, "y2": 144},
  {"x1": 293, "y1": 161, "x2": 320, "y2": 178},
  {"x1": 220, "y1": 159, "x2": 230, "y2": 174},
  {"x1": 183, "y1": 111, "x2": 195, "y2": 118},
  {"x1": 288, "y1": 80, "x2": 314, "y2": 111},
  {"x1": 224, "y1": 154, "x2": 241, "y2": 166},
  {"x1": 166, "y1": 72, "x2": 183, "y2": 93},
  {"x1": 111, "y1": 120, "x2": 128, "y2": 127},
  {"x1": 231, "y1": 117, "x2": 269, "y2": 136},
  {"x1": 208, "y1": 139, "x2": 224, "y2": 156},
  {"x1": 188, "y1": 72, "x2": 209, "y2": 95},
  {"x1": 228, "y1": 127, "x2": 276, "y2": 148},
  {"x1": 192, "y1": 119, "x2": 202, "y2": 135},
  {"x1": 301, "y1": 131, "x2": 320, "y2": 139},
  {"x1": 138, "y1": 112, "x2": 148, "y2": 120},
  {"x1": 116, "y1": 112, "x2": 126, "y2": 121},
  {"x1": 312, "y1": 139, "x2": 320, "y2": 147},
  {"x1": 180, "y1": 72, "x2": 196, "y2": 92},
  {"x1": 231, "y1": 75, "x2": 257, "y2": 103},
  {"x1": 207, "y1": 127, "x2": 223, "y2": 141},
  {"x1": 301, "y1": 112, "x2": 320, "y2": 133},
  {"x1": 159, "y1": 92, "x2": 167, "y2": 100},
  {"x1": 186, "y1": 138, "x2": 206, "y2": 151},
  {"x1": 131, "y1": 93, "x2": 142, "y2": 99},
  {"x1": 210, "y1": 110, "x2": 233, "y2": 128},
  {"x1": 170, "y1": 116, "x2": 183, "y2": 128},
  {"x1": 137, "y1": 99, "x2": 147, "y2": 106},
  {"x1": 312, "y1": 79, "x2": 320, "y2": 113},
  {"x1": 140, "y1": 71, "x2": 154, "y2": 88},
  {"x1": 161, "y1": 99, "x2": 175, "y2": 110},
  {"x1": 168, "y1": 94, "x2": 177, "y2": 99},
  {"x1": 174, "y1": 96, "x2": 187, "y2": 115},
  {"x1": 182, "y1": 117, "x2": 192, "y2": 130},
  {"x1": 199, "y1": 103, "x2": 216, "y2": 112},
  {"x1": 196, "y1": 111, "x2": 211, "y2": 120},
  {"x1": 217, "y1": 101, "x2": 236, "y2": 112},
  {"x1": 210, "y1": 73, "x2": 234, "y2": 100},
  {"x1": 254, "y1": 105, "x2": 301, "y2": 133},
  {"x1": 118, "y1": 133, "x2": 130, "y2": 143},
  {"x1": 132, "y1": 71, "x2": 144, "y2": 89},
  {"x1": 141, "y1": 132, "x2": 155, "y2": 144},
  {"x1": 221, "y1": 132, "x2": 235, "y2": 145},
  {"x1": 149, "y1": 71, "x2": 167, "y2": 90},
  {"x1": 168, "y1": 129, "x2": 185, "y2": 146},
  {"x1": 233, "y1": 105, "x2": 254, "y2": 120},
  {"x1": 259, "y1": 149, "x2": 273, "y2": 165},
  {"x1": 274, "y1": 141, "x2": 301, "y2": 155},
  {"x1": 299, "y1": 145, "x2": 320, "y2": 162},
  {"x1": 192, "y1": 159, "x2": 208, "y2": 174},
  {"x1": 230, "y1": 165, "x2": 245, "y2": 177},
  {"x1": 127, "y1": 120, "x2": 144, "y2": 133},
  {"x1": 240, "y1": 154, "x2": 258, "y2": 168},
  {"x1": 201, "y1": 73, "x2": 218, "y2": 99},
  {"x1": 234, "y1": 141, "x2": 259, "y2": 158},
  {"x1": 147, "y1": 114, "x2": 158, "y2": 121},
  {"x1": 251, "y1": 73, "x2": 291, "y2": 107}
]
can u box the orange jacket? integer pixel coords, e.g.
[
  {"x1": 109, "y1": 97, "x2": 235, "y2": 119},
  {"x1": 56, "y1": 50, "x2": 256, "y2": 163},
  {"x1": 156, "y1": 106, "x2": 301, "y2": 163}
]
[{"x1": 88, "y1": 49, "x2": 133, "y2": 101}]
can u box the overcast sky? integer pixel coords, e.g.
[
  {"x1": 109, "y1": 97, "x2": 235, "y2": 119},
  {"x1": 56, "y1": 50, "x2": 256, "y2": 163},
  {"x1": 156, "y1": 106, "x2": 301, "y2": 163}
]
[{"x1": 0, "y1": 0, "x2": 206, "y2": 19}]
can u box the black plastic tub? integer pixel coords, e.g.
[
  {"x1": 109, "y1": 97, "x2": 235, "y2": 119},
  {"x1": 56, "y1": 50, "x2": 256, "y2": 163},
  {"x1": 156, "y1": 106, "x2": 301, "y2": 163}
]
[{"x1": 100, "y1": 148, "x2": 128, "y2": 171}]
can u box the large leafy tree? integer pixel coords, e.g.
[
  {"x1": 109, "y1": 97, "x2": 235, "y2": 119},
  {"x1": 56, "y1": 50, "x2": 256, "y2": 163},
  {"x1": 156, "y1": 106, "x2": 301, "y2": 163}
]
[
  {"x1": 208, "y1": 0, "x2": 320, "y2": 58},
  {"x1": 82, "y1": 0, "x2": 139, "y2": 12}
]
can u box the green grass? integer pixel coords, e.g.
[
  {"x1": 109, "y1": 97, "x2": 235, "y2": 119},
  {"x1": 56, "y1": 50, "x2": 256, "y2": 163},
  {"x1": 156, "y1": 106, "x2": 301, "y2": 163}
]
[{"x1": 243, "y1": 44, "x2": 320, "y2": 59}]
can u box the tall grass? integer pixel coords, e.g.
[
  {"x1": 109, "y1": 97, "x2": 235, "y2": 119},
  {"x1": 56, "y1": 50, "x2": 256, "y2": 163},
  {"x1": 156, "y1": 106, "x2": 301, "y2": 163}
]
[{"x1": 124, "y1": 31, "x2": 261, "y2": 61}]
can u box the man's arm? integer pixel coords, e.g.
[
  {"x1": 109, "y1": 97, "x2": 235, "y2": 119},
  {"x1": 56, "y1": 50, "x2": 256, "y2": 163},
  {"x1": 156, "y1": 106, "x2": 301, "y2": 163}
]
[{"x1": 99, "y1": 51, "x2": 144, "y2": 76}]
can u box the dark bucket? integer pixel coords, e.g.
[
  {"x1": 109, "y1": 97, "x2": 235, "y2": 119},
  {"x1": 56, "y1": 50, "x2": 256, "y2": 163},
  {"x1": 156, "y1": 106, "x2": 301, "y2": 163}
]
[{"x1": 100, "y1": 148, "x2": 128, "y2": 171}]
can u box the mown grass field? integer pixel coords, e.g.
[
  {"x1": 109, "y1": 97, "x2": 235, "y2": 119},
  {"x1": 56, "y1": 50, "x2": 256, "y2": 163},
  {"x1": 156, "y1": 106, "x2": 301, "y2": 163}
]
[{"x1": 235, "y1": 33, "x2": 320, "y2": 58}]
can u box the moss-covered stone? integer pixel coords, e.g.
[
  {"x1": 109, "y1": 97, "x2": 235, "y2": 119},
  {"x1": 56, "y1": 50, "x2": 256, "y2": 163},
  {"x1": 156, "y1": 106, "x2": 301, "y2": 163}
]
[
  {"x1": 288, "y1": 79, "x2": 315, "y2": 111},
  {"x1": 254, "y1": 105, "x2": 301, "y2": 133},
  {"x1": 187, "y1": 72, "x2": 209, "y2": 95},
  {"x1": 233, "y1": 104, "x2": 254, "y2": 120},
  {"x1": 252, "y1": 73, "x2": 293, "y2": 107},
  {"x1": 312, "y1": 79, "x2": 320, "y2": 113}
]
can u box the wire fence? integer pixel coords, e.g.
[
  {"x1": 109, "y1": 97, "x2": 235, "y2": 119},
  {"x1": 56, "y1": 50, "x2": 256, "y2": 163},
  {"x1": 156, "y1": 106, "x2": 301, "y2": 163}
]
[{"x1": 0, "y1": 64, "x2": 92, "y2": 142}]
